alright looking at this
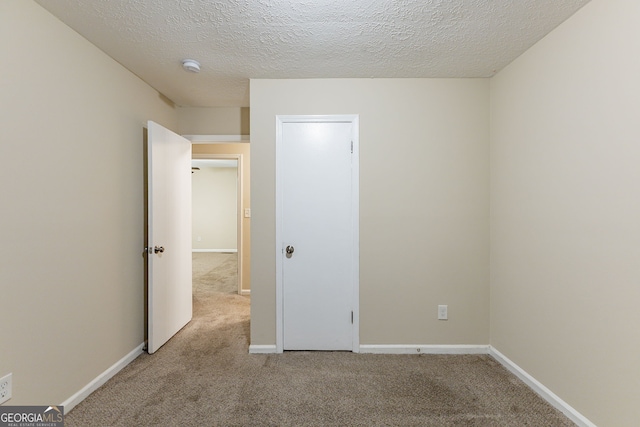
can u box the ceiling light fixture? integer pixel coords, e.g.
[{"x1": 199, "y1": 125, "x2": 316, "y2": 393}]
[{"x1": 182, "y1": 59, "x2": 201, "y2": 73}]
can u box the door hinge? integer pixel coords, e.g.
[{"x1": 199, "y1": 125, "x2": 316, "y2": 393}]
[
  {"x1": 350, "y1": 140, "x2": 353, "y2": 153},
  {"x1": 351, "y1": 311, "x2": 354, "y2": 324}
]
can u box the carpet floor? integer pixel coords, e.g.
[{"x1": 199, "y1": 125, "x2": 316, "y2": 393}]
[{"x1": 66, "y1": 253, "x2": 574, "y2": 426}]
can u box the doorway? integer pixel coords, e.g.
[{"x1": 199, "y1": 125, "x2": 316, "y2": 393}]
[
  {"x1": 144, "y1": 126, "x2": 250, "y2": 353},
  {"x1": 192, "y1": 155, "x2": 243, "y2": 295},
  {"x1": 275, "y1": 115, "x2": 360, "y2": 352}
]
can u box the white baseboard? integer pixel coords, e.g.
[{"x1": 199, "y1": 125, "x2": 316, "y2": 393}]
[
  {"x1": 249, "y1": 344, "x2": 277, "y2": 354},
  {"x1": 359, "y1": 344, "x2": 490, "y2": 354},
  {"x1": 61, "y1": 343, "x2": 144, "y2": 412},
  {"x1": 240, "y1": 289, "x2": 251, "y2": 296},
  {"x1": 192, "y1": 249, "x2": 237, "y2": 253},
  {"x1": 489, "y1": 346, "x2": 596, "y2": 427}
]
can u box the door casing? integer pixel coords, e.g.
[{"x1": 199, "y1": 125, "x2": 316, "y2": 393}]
[
  {"x1": 275, "y1": 114, "x2": 360, "y2": 353},
  {"x1": 192, "y1": 153, "x2": 244, "y2": 295}
]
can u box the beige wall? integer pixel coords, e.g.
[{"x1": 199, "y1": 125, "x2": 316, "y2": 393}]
[
  {"x1": 192, "y1": 144, "x2": 251, "y2": 292},
  {"x1": 490, "y1": 0, "x2": 640, "y2": 425},
  {"x1": 0, "y1": 1, "x2": 177, "y2": 405},
  {"x1": 250, "y1": 79, "x2": 490, "y2": 346},
  {"x1": 178, "y1": 107, "x2": 250, "y2": 135},
  {"x1": 192, "y1": 167, "x2": 238, "y2": 250}
]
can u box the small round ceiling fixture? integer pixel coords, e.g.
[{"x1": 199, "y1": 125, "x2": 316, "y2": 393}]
[{"x1": 182, "y1": 59, "x2": 201, "y2": 73}]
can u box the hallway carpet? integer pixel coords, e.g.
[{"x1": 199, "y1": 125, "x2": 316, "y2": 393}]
[{"x1": 66, "y1": 253, "x2": 574, "y2": 426}]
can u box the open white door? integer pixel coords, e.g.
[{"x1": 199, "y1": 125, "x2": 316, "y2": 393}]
[{"x1": 147, "y1": 121, "x2": 192, "y2": 354}]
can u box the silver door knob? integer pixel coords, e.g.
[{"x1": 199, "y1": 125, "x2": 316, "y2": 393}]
[
  {"x1": 154, "y1": 246, "x2": 165, "y2": 254},
  {"x1": 285, "y1": 245, "x2": 294, "y2": 258}
]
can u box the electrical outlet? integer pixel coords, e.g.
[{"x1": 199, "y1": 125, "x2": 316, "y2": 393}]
[
  {"x1": 0, "y1": 373, "x2": 12, "y2": 404},
  {"x1": 438, "y1": 305, "x2": 448, "y2": 320}
]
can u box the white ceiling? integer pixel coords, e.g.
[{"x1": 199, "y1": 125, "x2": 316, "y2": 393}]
[{"x1": 35, "y1": 0, "x2": 590, "y2": 108}]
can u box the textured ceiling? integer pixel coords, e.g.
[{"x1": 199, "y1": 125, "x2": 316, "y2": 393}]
[{"x1": 35, "y1": 0, "x2": 591, "y2": 107}]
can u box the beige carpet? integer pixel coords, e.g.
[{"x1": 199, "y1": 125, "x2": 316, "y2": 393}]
[{"x1": 66, "y1": 253, "x2": 574, "y2": 426}]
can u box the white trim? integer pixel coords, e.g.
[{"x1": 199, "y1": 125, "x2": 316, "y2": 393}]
[
  {"x1": 489, "y1": 347, "x2": 596, "y2": 427},
  {"x1": 248, "y1": 345, "x2": 277, "y2": 354},
  {"x1": 359, "y1": 345, "x2": 490, "y2": 355},
  {"x1": 183, "y1": 135, "x2": 249, "y2": 143},
  {"x1": 275, "y1": 119, "x2": 284, "y2": 353},
  {"x1": 350, "y1": 116, "x2": 360, "y2": 353},
  {"x1": 61, "y1": 343, "x2": 144, "y2": 411},
  {"x1": 240, "y1": 289, "x2": 251, "y2": 296},
  {"x1": 192, "y1": 249, "x2": 237, "y2": 253},
  {"x1": 275, "y1": 115, "x2": 360, "y2": 353}
]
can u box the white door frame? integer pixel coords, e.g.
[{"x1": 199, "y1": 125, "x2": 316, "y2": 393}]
[
  {"x1": 275, "y1": 114, "x2": 360, "y2": 353},
  {"x1": 192, "y1": 153, "x2": 244, "y2": 295}
]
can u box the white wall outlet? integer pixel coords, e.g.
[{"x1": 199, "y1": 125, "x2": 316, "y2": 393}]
[
  {"x1": 0, "y1": 373, "x2": 12, "y2": 404},
  {"x1": 244, "y1": 208, "x2": 251, "y2": 218},
  {"x1": 438, "y1": 305, "x2": 448, "y2": 320},
  {"x1": 197, "y1": 236, "x2": 202, "y2": 241}
]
